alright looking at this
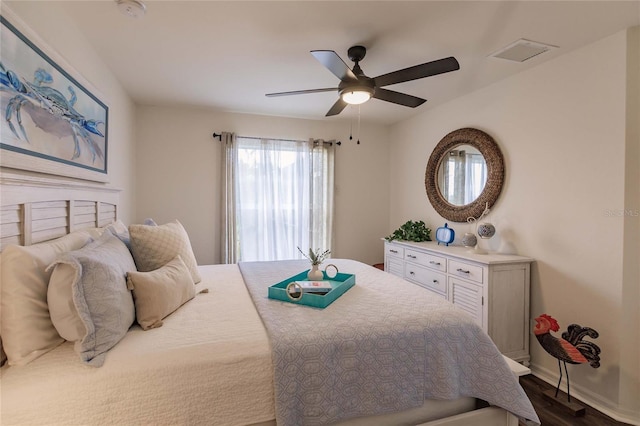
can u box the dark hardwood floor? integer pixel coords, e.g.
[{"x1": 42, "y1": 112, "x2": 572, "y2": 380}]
[{"x1": 518, "y1": 374, "x2": 631, "y2": 426}]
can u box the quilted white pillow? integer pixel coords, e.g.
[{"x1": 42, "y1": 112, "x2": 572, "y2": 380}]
[
  {"x1": 0, "y1": 230, "x2": 93, "y2": 366},
  {"x1": 129, "y1": 220, "x2": 201, "y2": 283}
]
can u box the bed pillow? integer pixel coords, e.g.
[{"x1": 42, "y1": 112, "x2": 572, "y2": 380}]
[
  {"x1": 129, "y1": 220, "x2": 201, "y2": 283},
  {"x1": 47, "y1": 223, "x2": 132, "y2": 342},
  {"x1": 105, "y1": 219, "x2": 131, "y2": 249},
  {"x1": 81, "y1": 227, "x2": 105, "y2": 240},
  {"x1": 47, "y1": 230, "x2": 136, "y2": 367},
  {"x1": 143, "y1": 218, "x2": 157, "y2": 226},
  {"x1": 126, "y1": 255, "x2": 196, "y2": 330},
  {"x1": 0, "y1": 230, "x2": 93, "y2": 366},
  {"x1": 47, "y1": 261, "x2": 87, "y2": 342}
]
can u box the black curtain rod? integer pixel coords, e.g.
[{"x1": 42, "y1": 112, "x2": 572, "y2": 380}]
[{"x1": 212, "y1": 132, "x2": 341, "y2": 146}]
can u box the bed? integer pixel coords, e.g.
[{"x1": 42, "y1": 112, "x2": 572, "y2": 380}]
[{"x1": 0, "y1": 174, "x2": 540, "y2": 426}]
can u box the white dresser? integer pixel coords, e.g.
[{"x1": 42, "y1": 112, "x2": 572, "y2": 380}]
[{"x1": 384, "y1": 240, "x2": 533, "y2": 364}]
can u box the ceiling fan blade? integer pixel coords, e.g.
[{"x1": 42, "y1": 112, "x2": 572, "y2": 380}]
[
  {"x1": 311, "y1": 50, "x2": 358, "y2": 82},
  {"x1": 374, "y1": 57, "x2": 460, "y2": 87},
  {"x1": 266, "y1": 88, "x2": 337, "y2": 97},
  {"x1": 373, "y1": 88, "x2": 426, "y2": 108},
  {"x1": 326, "y1": 98, "x2": 348, "y2": 116}
]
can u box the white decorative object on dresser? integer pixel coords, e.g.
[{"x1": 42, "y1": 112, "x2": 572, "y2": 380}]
[{"x1": 384, "y1": 239, "x2": 533, "y2": 364}]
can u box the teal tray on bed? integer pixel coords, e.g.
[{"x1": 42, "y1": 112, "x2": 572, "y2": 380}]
[{"x1": 268, "y1": 270, "x2": 355, "y2": 309}]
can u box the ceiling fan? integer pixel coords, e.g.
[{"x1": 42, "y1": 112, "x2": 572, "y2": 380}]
[{"x1": 266, "y1": 45, "x2": 460, "y2": 117}]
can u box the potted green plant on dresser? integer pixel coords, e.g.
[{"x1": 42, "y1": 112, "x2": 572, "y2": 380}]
[{"x1": 385, "y1": 220, "x2": 432, "y2": 242}]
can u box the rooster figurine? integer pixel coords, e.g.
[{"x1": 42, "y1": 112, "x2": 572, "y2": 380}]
[{"x1": 533, "y1": 314, "x2": 601, "y2": 403}]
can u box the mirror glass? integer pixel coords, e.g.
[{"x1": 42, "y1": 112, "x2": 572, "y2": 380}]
[{"x1": 437, "y1": 145, "x2": 487, "y2": 206}]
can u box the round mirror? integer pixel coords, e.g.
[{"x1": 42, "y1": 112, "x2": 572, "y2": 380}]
[{"x1": 425, "y1": 128, "x2": 504, "y2": 222}]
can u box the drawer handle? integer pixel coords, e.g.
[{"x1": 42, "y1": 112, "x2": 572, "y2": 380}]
[
  {"x1": 456, "y1": 268, "x2": 470, "y2": 274},
  {"x1": 409, "y1": 271, "x2": 415, "y2": 275},
  {"x1": 407, "y1": 254, "x2": 417, "y2": 259},
  {"x1": 429, "y1": 261, "x2": 441, "y2": 266},
  {"x1": 390, "y1": 249, "x2": 398, "y2": 254},
  {"x1": 432, "y1": 280, "x2": 439, "y2": 284}
]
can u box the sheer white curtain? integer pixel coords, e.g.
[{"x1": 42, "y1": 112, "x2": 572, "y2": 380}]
[
  {"x1": 441, "y1": 151, "x2": 487, "y2": 205},
  {"x1": 220, "y1": 135, "x2": 335, "y2": 263},
  {"x1": 464, "y1": 153, "x2": 487, "y2": 204},
  {"x1": 443, "y1": 150, "x2": 466, "y2": 205}
]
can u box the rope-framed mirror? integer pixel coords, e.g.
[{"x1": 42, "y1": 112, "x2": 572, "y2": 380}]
[{"x1": 425, "y1": 128, "x2": 504, "y2": 222}]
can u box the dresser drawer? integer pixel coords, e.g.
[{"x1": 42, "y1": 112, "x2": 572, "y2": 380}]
[
  {"x1": 385, "y1": 243, "x2": 404, "y2": 259},
  {"x1": 404, "y1": 249, "x2": 447, "y2": 272},
  {"x1": 404, "y1": 264, "x2": 447, "y2": 295},
  {"x1": 449, "y1": 259, "x2": 484, "y2": 284}
]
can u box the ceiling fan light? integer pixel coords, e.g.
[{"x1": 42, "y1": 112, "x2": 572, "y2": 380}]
[
  {"x1": 342, "y1": 91, "x2": 371, "y2": 105},
  {"x1": 341, "y1": 86, "x2": 374, "y2": 105}
]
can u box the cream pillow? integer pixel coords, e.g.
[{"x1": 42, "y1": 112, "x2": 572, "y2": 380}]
[
  {"x1": 46, "y1": 262, "x2": 86, "y2": 342},
  {"x1": 80, "y1": 227, "x2": 104, "y2": 240},
  {"x1": 126, "y1": 255, "x2": 195, "y2": 330},
  {"x1": 0, "y1": 231, "x2": 93, "y2": 366},
  {"x1": 129, "y1": 220, "x2": 201, "y2": 283}
]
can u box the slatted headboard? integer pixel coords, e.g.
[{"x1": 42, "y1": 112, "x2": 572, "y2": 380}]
[{"x1": 0, "y1": 172, "x2": 120, "y2": 250}]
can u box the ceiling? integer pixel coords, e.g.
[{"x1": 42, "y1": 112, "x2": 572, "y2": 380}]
[{"x1": 34, "y1": 1, "x2": 640, "y2": 125}]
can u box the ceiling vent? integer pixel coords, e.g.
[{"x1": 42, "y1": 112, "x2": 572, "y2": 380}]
[{"x1": 490, "y1": 39, "x2": 557, "y2": 62}]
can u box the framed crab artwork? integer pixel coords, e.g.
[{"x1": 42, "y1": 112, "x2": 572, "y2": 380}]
[{"x1": 0, "y1": 14, "x2": 109, "y2": 182}]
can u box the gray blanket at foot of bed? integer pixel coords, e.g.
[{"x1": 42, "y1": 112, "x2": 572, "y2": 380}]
[{"x1": 239, "y1": 259, "x2": 539, "y2": 426}]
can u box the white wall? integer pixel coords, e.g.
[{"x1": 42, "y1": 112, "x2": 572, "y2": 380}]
[
  {"x1": 620, "y1": 25, "x2": 640, "y2": 421},
  {"x1": 389, "y1": 29, "x2": 639, "y2": 422},
  {"x1": 135, "y1": 106, "x2": 390, "y2": 265},
  {"x1": 1, "y1": 2, "x2": 137, "y2": 224}
]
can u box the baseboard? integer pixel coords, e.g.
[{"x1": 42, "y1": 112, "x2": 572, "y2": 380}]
[{"x1": 530, "y1": 364, "x2": 640, "y2": 425}]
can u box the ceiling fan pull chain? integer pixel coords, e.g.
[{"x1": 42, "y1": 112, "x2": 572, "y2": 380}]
[
  {"x1": 357, "y1": 105, "x2": 361, "y2": 145},
  {"x1": 349, "y1": 110, "x2": 353, "y2": 141}
]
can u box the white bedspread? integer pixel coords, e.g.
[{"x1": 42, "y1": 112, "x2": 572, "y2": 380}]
[{"x1": 0, "y1": 265, "x2": 275, "y2": 426}]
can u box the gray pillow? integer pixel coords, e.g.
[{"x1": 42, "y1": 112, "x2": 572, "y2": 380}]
[
  {"x1": 47, "y1": 230, "x2": 136, "y2": 367},
  {"x1": 143, "y1": 218, "x2": 157, "y2": 226},
  {"x1": 105, "y1": 219, "x2": 131, "y2": 249}
]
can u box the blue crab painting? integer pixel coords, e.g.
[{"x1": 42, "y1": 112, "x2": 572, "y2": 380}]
[{"x1": 0, "y1": 62, "x2": 105, "y2": 164}]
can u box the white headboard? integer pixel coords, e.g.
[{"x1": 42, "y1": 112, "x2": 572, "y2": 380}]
[{"x1": 0, "y1": 172, "x2": 120, "y2": 250}]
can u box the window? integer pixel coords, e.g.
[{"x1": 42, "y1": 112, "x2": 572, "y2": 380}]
[{"x1": 221, "y1": 134, "x2": 334, "y2": 263}]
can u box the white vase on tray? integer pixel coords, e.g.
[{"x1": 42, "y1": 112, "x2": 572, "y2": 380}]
[{"x1": 307, "y1": 264, "x2": 324, "y2": 280}]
